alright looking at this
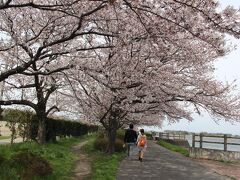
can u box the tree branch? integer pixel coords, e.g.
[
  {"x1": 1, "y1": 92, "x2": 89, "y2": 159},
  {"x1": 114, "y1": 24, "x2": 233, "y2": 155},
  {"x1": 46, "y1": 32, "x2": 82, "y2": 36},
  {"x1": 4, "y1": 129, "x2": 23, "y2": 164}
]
[
  {"x1": 46, "y1": 105, "x2": 60, "y2": 116},
  {"x1": 20, "y1": 64, "x2": 74, "y2": 76},
  {"x1": 0, "y1": 100, "x2": 36, "y2": 109}
]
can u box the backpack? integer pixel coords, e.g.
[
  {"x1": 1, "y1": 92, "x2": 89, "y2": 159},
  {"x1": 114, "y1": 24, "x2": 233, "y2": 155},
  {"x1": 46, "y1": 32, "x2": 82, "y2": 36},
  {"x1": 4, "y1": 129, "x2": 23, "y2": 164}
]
[{"x1": 139, "y1": 136, "x2": 146, "y2": 147}]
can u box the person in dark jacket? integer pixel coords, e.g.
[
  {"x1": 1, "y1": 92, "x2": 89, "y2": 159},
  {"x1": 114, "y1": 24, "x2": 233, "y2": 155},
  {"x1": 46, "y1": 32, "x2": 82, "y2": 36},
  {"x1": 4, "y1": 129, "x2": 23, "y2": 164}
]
[{"x1": 124, "y1": 123, "x2": 138, "y2": 157}]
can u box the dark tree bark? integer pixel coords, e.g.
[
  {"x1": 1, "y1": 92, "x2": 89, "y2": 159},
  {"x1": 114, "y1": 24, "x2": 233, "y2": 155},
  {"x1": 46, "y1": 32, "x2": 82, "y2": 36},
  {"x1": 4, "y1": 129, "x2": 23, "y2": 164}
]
[
  {"x1": 106, "y1": 116, "x2": 119, "y2": 154},
  {"x1": 36, "y1": 109, "x2": 47, "y2": 144}
]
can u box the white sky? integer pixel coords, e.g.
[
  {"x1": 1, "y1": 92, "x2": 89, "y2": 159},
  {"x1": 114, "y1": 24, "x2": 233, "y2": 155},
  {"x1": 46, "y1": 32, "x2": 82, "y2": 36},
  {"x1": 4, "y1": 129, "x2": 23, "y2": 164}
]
[{"x1": 160, "y1": 0, "x2": 240, "y2": 135}]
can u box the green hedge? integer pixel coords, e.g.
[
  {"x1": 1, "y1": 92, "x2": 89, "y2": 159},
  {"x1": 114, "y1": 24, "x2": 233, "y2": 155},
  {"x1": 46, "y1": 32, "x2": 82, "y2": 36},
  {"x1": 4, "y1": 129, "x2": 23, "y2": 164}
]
[
  {"x1": 29, "y1": 117, "x2": 98, "y2": 142},
  {"x1": 2, "y1": 109, "x2": 98, "y2": 142}
]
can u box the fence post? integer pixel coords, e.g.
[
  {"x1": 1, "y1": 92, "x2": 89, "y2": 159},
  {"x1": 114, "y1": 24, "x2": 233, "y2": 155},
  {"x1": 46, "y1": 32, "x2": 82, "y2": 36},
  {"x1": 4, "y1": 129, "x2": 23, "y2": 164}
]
[
  {"x1": 192, "y1": 133, "x2": 195, "y2": 148},
  {"x1": 224, "y1": 134, "x2": 227, "y2": 151},
  {"x1": 167, "y1": 133, "x2": 169, "y2": 140},
  {"x1": 200, "y1": 133, "x2": 203, "y2": 148}
]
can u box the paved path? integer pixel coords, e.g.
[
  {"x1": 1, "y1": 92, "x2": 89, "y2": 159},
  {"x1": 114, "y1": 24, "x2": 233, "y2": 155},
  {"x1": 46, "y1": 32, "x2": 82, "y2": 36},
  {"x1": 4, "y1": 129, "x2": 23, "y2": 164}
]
[{"x1": 117, "y1": 141, "x2": 229, "y2": 180}]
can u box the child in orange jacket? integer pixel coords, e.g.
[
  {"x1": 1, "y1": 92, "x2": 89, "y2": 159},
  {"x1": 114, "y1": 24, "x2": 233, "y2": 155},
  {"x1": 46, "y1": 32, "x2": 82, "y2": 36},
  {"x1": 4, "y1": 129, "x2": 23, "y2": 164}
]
[{"x1": 137, "y1": 129, "x2": 147, "y2": 162}]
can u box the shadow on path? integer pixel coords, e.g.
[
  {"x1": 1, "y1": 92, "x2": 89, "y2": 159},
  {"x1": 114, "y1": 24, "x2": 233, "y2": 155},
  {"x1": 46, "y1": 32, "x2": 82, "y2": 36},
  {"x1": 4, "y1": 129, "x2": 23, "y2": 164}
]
[{"x1": 117, "y1": 141, "x2": 230, "y2": 180}]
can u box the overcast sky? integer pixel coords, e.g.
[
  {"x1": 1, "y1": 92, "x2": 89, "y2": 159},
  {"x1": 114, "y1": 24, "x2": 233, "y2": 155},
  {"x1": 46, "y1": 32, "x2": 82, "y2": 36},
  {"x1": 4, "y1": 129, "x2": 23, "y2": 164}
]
[{"x1": 159, "y1": 0, "x2": 240, "y2": 135}]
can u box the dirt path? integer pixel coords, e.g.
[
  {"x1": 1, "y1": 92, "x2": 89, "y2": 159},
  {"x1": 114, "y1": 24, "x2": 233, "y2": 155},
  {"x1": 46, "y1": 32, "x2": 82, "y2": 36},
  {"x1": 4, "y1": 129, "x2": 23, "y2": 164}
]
[{"x1": 72, "y1": 141, "x2": 91, "y2": 180}]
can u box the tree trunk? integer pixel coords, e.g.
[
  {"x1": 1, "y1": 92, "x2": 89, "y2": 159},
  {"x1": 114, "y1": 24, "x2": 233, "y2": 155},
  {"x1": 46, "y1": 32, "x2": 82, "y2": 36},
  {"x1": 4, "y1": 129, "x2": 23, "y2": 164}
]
[
  {"x1": 106, "y1": 127, "x2": 117, "y2": 154},
  {"x1": 106, "y1": 117, "x2": 118, "y2": 154},
  {"x1": 46, "y1": 120, "x2": 57, "y2": 143},
  {"x1": 37, "y1": 110, "x2": 47, "y2": 144}
]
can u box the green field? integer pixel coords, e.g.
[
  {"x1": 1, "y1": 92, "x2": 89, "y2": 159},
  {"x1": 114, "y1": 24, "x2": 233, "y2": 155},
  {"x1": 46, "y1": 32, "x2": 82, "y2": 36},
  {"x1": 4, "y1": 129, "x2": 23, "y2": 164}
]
[{"x1": 0, "y1": 136, "x2": 11, "y2": 140}]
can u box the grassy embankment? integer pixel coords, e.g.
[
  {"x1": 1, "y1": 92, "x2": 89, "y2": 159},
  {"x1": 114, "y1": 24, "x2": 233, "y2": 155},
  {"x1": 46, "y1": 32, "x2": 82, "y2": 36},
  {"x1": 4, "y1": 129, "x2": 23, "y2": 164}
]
[
  {"x1": 81, "y1": 134, "x2": 125, "y2": 180},
  {"x1": 0, "y1": 133, "x2": 125, "y2": 180},
  {"x1": 0, "y1": 137, "x2": 82, "y2": 180},
  {"x1": 157, "y1": 140, "x2": 189, "y2": 157}
]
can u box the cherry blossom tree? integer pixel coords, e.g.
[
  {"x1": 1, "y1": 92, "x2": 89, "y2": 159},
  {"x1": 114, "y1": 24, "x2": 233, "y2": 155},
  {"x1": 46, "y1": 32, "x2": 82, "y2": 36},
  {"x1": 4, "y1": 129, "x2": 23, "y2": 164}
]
[
  {"x1": 0, "y1": 0, "x2": 240, "y2": 149},
  {"x1": 60, "y1": 0, "x2": 240, "y2": 153},
  {"x1": 0, "y1": 0, "x2": 116, "y2": 144}
]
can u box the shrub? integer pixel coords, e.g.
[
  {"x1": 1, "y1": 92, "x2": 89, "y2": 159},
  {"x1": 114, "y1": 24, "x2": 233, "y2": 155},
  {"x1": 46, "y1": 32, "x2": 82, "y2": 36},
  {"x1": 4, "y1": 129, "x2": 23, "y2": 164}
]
[
  {"x1": 94, "y1": 136, "x2": 125, "y2": 152},
  {"x1": 12, "y1": 152, "x2": 52, "y2": 178},
  {"x1": 116, "y1": 129, "x2": 125, "y2": 140},
  {"x1": 94, "y1": 137, "x2": 108, "y2": 152},
  {"x1": 96, "y1": 130, "x2": 105, "y2": 139},
  {"x1": 114, "y1": 138, "x2": 124, "y2": 152},
  {"x1": 145, "y1": 132, "x2": 152, "y2": 140}
]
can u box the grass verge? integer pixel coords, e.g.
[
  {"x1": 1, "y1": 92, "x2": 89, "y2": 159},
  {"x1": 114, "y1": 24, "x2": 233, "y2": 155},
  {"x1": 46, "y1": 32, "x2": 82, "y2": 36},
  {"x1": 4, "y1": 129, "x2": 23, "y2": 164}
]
[
  {"x1": 0, "y1": 136, "x2": 11, "y2": 140},
  {"x1": 157, "y1": 140, "x2": 189, "y2": 157},
  {"x1": 0, "y1": 137, "x2": 82, "y2": 180},
  {"x1": 82, "y1": 135, "x2": 125, "y2": 180}
]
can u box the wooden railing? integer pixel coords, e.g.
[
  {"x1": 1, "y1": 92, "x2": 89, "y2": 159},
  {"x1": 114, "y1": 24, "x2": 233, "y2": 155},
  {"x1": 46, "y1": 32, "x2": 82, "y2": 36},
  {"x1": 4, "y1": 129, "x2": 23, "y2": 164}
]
[
  {"x1": 158, "y1": 132, "x2": 186, "y2": 140},
  {"x1": 192, "y1": 133, "x2": 240, "y2": 151}
]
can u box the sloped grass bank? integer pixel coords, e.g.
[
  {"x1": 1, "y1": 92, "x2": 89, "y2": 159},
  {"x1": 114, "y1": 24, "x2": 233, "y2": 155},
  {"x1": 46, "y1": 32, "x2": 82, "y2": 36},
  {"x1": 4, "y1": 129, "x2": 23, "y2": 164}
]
[
  {"x1": 82, "y1": 135, "x2": 125, "y2": 180},
  {"x1": 0, "y1": 137, "x2": 82, "y2": 180},
  {"x1": 157, "y1": 140, "x2": 189, "y2": 157},
  {"x1": 0, "y1": 133, "x2": 125, "y2": 180}
]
